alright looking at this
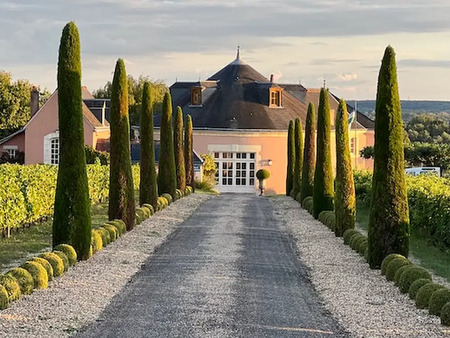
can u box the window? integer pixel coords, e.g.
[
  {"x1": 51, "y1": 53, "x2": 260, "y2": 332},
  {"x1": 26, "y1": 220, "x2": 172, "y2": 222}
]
[
  {"x1": 350, "y1": 138, "x2": 356, "y2": 154},
  {"x1": 269, "y1": 88, "x2": 282, "y2": 107},
  {"x1": 50, "y1": 138, "x2": 59, "y2": 164},
  {"x1": 191, "y1": 87, "x2": 202, "y2": 106},
  {"x1": 3, "y1": 146, "x2": 17, "y2": 159}
]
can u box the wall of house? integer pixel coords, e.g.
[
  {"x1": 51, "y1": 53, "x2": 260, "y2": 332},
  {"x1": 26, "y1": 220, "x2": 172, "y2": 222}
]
[
  {"x1": 1, "y1": 133, "x2": 25, "y2": 154},
  {"x1": 93, "y1": 129, "x2": 111, "y2": 150}
]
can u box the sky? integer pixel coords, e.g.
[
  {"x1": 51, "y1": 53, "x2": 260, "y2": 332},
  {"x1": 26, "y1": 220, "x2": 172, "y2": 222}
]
[{"x1": 1, "y1": 0, "x2": 450, "y2": 100}]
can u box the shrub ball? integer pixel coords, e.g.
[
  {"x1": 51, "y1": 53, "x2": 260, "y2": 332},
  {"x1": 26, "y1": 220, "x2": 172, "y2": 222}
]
[
  {"x1": 21, "y1": 261, "x2": 48, "y2": 289},
  {"x1": 381, "y1": 253, "x2": 406, "y2": 276},
  {"x1": 142, "y1": 204, "x2": 154, "y2": 216},
  {"x1": 429, "y1": 288, "x2": 450, "y2": 316},
  {"x1": 399, "y1": 267, "x2": 432, "y2": 294},
  {"x1": 409, "y1": 278, "x2": 432, "y2": 300},
  {"x1": 53, "y1": 251, "x2": 70, "y2": 272},
  {"x1": 54, "y1": 244, "x2": 77, "y2": 266},
  {"x1": 108, "y1": 219, "x2": 126, "y2": 235},
  {"x1": 394, "y1": 264, "x2": 415, "y2": 286},
  {"x1": 256, "y1": 169, "x2": 270, "y2": 180},
  {"x1": 343, "y1": 229, "x2": 359, "y2": 245},
  {"x1": 7, "y1": 268, "x2": 34, "y2": 295},
  {"x1": 416, "y1": 283, "x2": 444, "y2": 309},
  {"x1": 440, "y1": 302, "x2": 450, "y2": 326},
  {"x1": 0, "y1": 285, "x2": 8, "y2": 310},
  {"x1": 385, "y1": 257, "x2": 410, "y2": 282},
  {"x1": 96, "y1": 228, "x2": 111, "y2": 247},
  {"x1": 102, "y1": 225, "x2": 118, "y2": 242},
  {"x1": 0, "y1": 274, "x2": 21, "y2": 301},
  {"x1": 31, "y1": 257, "x2": 54, "y2": 281},
  {"x1": 357, "y1": 239, "x2": 368, "y2": 256},
  {"x1": 39, "y1": 252, "x2": 65, "y2": 277},
  {"x1": 91, "y1": 230, "x2": 103, "y2": 253},
  {"x1": 161, "y1": 193, "x2": 172, "y2": 205}
]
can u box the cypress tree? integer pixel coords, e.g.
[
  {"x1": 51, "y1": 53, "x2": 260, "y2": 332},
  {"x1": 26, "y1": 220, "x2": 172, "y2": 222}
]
[
  {"x1": 108, "y1": 59, "x2": 135, "y2": 231},
  {"x1": 368, "y1": 46, "x2": 409, "y2": 268},
  {"x1": 313, "y1": 88, "x2": 334, "y2": 218},
  {"x1": 334, "y1": 98, "x2": 356, "y2": 237},
  {"x1": 286, "y1": 120, "x2": 295, "y2": 196},
  {"x1": 174, "y1": 106, "x2": 186, "y2": 192},
  {"x1": 158, "y1": 92, "x2": 177, "y2": 199},
  {"x1": 300, "y1": 103, "x2": 316, "y2": 203},
  {"x1": 52, "y1": 22, "x2": 91, "y2": 260},
  {"x1": 184, "y1": 115, "x2": 195, "y2": 192},
  {"x1": 139, "y1": 82, "x2": 158, "y2": 210},
  {"x1": 291, "y1": 118, "x2": 304, "y2": 198}
]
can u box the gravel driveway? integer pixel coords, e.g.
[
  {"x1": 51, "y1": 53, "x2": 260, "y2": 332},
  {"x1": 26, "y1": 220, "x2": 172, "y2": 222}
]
[{"x1": 76, "y1": 194, "x2": 346, "y2": 337}]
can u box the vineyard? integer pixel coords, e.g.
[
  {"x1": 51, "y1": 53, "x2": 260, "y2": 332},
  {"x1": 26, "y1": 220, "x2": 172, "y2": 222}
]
[
  {"x1": 0, "y1": 164, "x2": 140, "y2": 237},
  {"x1": 354, "y1": 171, "x2": 450, "y2": 250}
]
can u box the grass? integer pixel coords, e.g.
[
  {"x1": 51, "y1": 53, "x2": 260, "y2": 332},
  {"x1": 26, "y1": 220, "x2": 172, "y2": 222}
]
[
  {"x1": 356, "y1": 200, "x2": 450, "y2": 282},
  {"x1": 0, "y1": 200, "x2": 109, "y2": 273}
]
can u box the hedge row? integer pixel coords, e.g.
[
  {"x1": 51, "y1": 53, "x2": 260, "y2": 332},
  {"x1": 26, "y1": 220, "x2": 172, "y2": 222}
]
[
  {"x1": 0, "y1": 163, "x2": 141, "y2": 234},
  {"x1": 354, "y1": 170, "x2": 450, "y2": 250}
]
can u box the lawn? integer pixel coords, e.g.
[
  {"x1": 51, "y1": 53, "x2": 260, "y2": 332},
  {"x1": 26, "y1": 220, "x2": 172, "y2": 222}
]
[{"x1": 356, "y1": 200, "x2": 450, "y2": 282}]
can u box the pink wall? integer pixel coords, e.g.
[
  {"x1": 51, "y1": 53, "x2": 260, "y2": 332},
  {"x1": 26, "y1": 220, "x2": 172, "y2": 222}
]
[{"x1": 1, "y1": 132, "x2": 25, "y2": 153}]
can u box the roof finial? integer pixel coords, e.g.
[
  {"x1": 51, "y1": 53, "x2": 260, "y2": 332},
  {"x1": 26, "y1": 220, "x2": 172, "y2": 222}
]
[
  {"x1": 323, "y1": 78, "x2": 326, "y2": 88},
  {"x1": 237, "y1": 44, "x2": 240, "y2": 59}
]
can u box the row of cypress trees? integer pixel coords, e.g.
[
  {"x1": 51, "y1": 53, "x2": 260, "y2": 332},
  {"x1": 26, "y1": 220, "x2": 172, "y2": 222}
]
[
  {"x1": 286, "y1": 45, "x2": 409, "y2": 269},
  {"x1": 52, "y1": 21, "x2": 195, "y2": 261}
]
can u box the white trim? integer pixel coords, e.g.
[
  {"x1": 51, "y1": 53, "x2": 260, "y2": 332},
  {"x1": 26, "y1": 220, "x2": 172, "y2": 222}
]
[
  {"x1": 207, "y1": 144, "x2": 262, "y2": 153},
  {"x1": 3, "y1": 145, "x2": 18, "y2": 150},
  {"x1": 43, "y1": 131, "x2": 59, "y2": 164}
]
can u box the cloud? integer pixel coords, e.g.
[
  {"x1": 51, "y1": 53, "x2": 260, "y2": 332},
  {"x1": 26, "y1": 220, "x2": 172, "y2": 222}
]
[
  {"x1": 338, "y1": 73, "x2": 358, "y2": 81},
  {"x1": 398, "y1": 59, "x2": 450, "y2": 68}
]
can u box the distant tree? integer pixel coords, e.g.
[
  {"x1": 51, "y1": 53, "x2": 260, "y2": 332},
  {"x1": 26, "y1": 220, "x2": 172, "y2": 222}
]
[
  {"x1": 157, "y1": 92, "x2": 177, "y2": 199},
  {"x1": 334, "y1": 98, "x2": 356, "y2": 237},
  {"x1": 291, "y1": 118, "x2": 303, "y2": 198},
  {"x1": 286, "y1": 120, "x2": 295, "y2": 196},
  {"x1": 313, "y1": 88, "x2": 334, "y2": 218},
  {"x1": 184, "y1": 115, "x2": 195, "y2": 192},
  {"x1": 368, "y1": 46, "x2": 409, "y2": 269},
  {"x1": 406, "y1": 114, "x2": 450, "y2": 143},
  {"x1": 93, "y1": 76, "x2": 167, "y2": 125},
  {"x1": 52, "y1": 22, "x2": 91, "y2": 260},
  {"x1": 139, "y1": 82, "x2": 158, "y2": 210},
  {"x1": 108, "y1": 59, "x2": 136, "y2": 231},
  {"x1": 174, "y1": 106, "x2": 186, "y2": 193},
  {"x1": 300, "y1": 103, "x2": 316, "y2": 203},
  {"x1": 360, "y1": 146, "x2": 374, "y2": 159}
]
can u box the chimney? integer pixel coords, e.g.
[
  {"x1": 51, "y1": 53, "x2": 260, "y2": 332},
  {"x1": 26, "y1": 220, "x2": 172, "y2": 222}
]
[
  {"x1": 31, "y1": 86, "x2": 39, "y2": 117},
  {"x1": 270, "y1": 74, "x2": 274, "y2": 83}
]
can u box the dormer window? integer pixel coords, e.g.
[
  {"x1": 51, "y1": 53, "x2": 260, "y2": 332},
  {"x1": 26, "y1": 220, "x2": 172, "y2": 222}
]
[
  {"x1": 191, "y1": 87, "x2": 202, "y2": 106},
  {"x1": 269, "y1": 88, "x2": 282, "y2": 107}
]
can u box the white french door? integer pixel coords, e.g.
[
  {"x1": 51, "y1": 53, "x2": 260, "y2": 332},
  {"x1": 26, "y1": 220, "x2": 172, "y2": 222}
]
[{"x1": 213, "y1": 151, "x2": 256, "y2": 193}]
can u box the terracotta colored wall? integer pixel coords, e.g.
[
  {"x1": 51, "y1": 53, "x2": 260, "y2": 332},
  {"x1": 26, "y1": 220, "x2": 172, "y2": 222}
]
[
  {"x1": 93, "y1": 130, "x2": 111, "y2": 150},
  {"x1": 1, "y1": 133, "x2": 25, "y2": 153}
]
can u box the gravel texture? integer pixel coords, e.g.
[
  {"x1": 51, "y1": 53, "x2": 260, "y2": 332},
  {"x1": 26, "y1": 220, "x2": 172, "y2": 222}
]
[
  {"x1": 0, "y1": 194, "x2": 210, "y2": 338},
  {"x1": 270, "y1": 196, "x2": 450, "y2": 338}
]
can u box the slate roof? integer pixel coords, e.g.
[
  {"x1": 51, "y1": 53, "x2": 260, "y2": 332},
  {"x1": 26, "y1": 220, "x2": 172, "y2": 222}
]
[
  {"x1": 157, "y1": 56, "x2": 374, "y2": 130},
  {"x1": 131, "y1": 142, "x2": 204, "y2": 165}
]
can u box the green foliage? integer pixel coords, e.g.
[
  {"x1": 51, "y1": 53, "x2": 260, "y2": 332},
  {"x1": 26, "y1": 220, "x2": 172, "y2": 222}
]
[
  {"x1": 53, "y1": 21, "x2": 92, "y2": 260},
  {"x1": 142, "y1": 204, "x2": 154, "y2": 216},
  {"x1": 406, "y1": 113, "x2": 450, "y2": 144},
  {"x1": 0, "y1": 274, "x2": 21, "y2": 301},
  {"x1": 380, "y1": 253, "x2": 406, "y2": 276},
  {"x1": 416, "y1": 283, "x2": 444, "y2": 309},
  {"x1": 162, "y1": 193, "x2": 173, "y2": 205},
  {"x1": 102, "y1": 225, "x2": 118, "y2": 242},
  {"x1": 53, "y1": 251, "x2": 70, "y2": 272},
  {"x1": 85, "y1": 146, "x2": 110, "y2": 165},
  {"x1": 301, "y1": 103, "x2": 316, "y2": 202},
  {"x1": 302, "y1": 196, "x2": 314, "y2": 214},
  {"x1": 385, "y1": 256, "x2": 410, "y2": 281},
  {"x1": 184, "y1": 115, "x2": 195, "y2": 192},
  {"x1": 157, "y1": 196, "x2": 169, "y2": 211},
  {"x1": 54, "y1": 244, "x2": 77, "y2": 266},
  {"x1": 318, "y1": 211, "x2": 336, "y2": 231},
  {"x1": 0, "y1": 285, "x2": 8, "y2": 310},
  {"x1": 158, "y1": 92, "x2": 177, "y2": 199},
  {"x1": 106, "y1": 220, "x2": 126, "y2": 236},
  {"x1": 359, "y1": 146, "x2": 374, "y2": 159},
  {"x1": 91, "y1": 230, "x2": 103, "y2": 253},
  {"x1": 394, "y1": 264, "x2": 415, "y2": 286},
  {"x1": 139, "y1": 82, "x2": 158, "y2": 210},
  {"x1": 286, "y1": 120, "x2": 295, "y2": 196},
  {"x1": 31, "y1": 257, "x2": 54, "y2": 281},
  {"x1": 95, "y1": 228, "x2": 111, "y2": 247},
  {"x1": 429, "y1": 288, "x2": 450, "y2": 316},
  {"x1": 39, "y1": 252, "x2": 64, "y2": 277},
  {"x1": 313, "y1": 88, "x2": 334, "y2": 218},
  {"x1": 334, "y1": 98, "x2": 356, "y2": 237},
  {"x1": 405, "y1": 142, "x2": 450, "y2": 171},
  {"x1": 368, "y1": 46, "x2": 410, "y2": 268},
  {"x1": 409, "y1": 278, "x2": 432, "y2": 300},
  {"x1": 21, "y1": 261, "x2": 48, "y2": 289},
  {"x1": 7, "y1": 267, "x2": 33, "y2": 295},
  {"x1": 441, "y1": 302, "x2": 450, "y2": 326},
  {"x1": 343, "y1": 229, "x2": 359, "y2": 245},
  {"x1": 291, "y1": 118, "x2": 304, "y2": 198},
  {"x1": 200, "y1": 153, "x2": 217, "y2": 188},
  {"x1": 358, "y1": 238, "x2": 368, "y2": 256},
  {"x1": 109, "y1": 59, "x2": 136, "y2": 231},
  {"x1": 174, "y1": 107, "x2": 186, "y2": 194},
  {"x1": 93, "y1": 76, "x2": 167, "y2": 126},
  {"x1": 256, "y1": 169, "x2": 270, "y2": 180}
]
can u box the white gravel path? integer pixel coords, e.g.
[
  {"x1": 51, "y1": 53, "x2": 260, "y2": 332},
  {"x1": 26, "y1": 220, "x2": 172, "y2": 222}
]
[
  {"x1": 0, "y1": 194, "x2": 211, "y2": 338},
  {"x1": 270, "y1": 196, "x2": 450, "y2": 338}
]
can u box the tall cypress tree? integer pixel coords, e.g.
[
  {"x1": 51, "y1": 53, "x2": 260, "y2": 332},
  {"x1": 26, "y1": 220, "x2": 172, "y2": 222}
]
[
  {"x1": 158, "y1": 92, "x2": 177, "y2": 199},
  {"x1": 300, "y1": 103, "x2": 316, "y2": 203},
  {"x1": 184, "y1": 115, "x2": 195, "y2": 192},
  {"x1": 286, "y1": 120, "x2": 295, "y2": 196},
  {"x1": 291, "y1": 118, "x2": 304, "y2": 198},
  {"x1": 368, "y1": 46, "x2": 409, "y2": 268},
  {"x1": 139, "y1": 82, "x2": 158, "y2": 210},
  {"x1": 313, "y1": 88, "x2": 334, "y2": 218},
  {"x1": 174, "y1": 106, "x2": 186, "y2": 193},
  {"x1": 334, "y1": 98, "x2": 356, "y2": 237},
  {"x1": 108, "y1": 59, "x2": 135, "y2": 231},
  {"x1": 53, "y1": 22, "x2": 91, "y2": 260}
]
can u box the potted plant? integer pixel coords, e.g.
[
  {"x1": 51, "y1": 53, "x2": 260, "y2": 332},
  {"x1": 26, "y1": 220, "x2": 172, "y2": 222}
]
[{"x1": 256, "y1": 169, "x2": 271, "y2": 196}]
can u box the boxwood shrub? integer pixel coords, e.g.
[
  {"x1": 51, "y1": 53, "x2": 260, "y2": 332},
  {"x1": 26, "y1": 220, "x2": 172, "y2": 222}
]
[
  {"x1": 95, "y1": 228, "x2": 111, "y2": 247},
  {"x1": 416, "y1": 283, "x2": 444, "y2": 309},
  {"x1": 107, "y1": 219, "x2": 126, "y2": 235},
  {"x1": 343, "y1": 229, "x2": 359, "y2": 245},
  {"x1": 53, "y1": 244, "x2": 77, "y2": 266},
  {"x1": 394, "y1": 264, "x2": 415, "y2": 286},
  {"x1": 53, "y1": 251, "x2": 70, "y2": 272},
  {"x1": 409, "y1": 278, "x2": 432, "y2": 300},
  {"x1": 302, "y1": 197, "x2": 314, "y2": 214},
  {"x1": 429, "y1": 288, "x2": 450, "y2": 316},
  {"x1": 381, "y1": 253, "x2": 406, "y2": 276},
  {"x1": 441, "y1": 302, "x2": 450, "y2": 326},
  {"x1": 0, "y1": 285, "x2": 8, "y2": 310},
  {"x1": 91, "y1": 230, "x2": 103, "y2": 253},
  {"x1": 349, "y1": 233, "x2": 364, "y2": 250},
  {"x1": 21, "y1": 261, "x2": 48, "y2": 289},
  {"x1": 7, "y1": 268, "x2": 34, "y2": 295},
  {"x1": 102, "y1": 225, "x2": 118, "y2": 242},
  {"x1": 161, "y1": 193, "x2": 173, "y2": 205},
  {"x1": 39, "y1": 252, "x2": 64, "y2": 277},
  {"x1": 385, "y1": 257, "x2": 410, "y2": 281},
  {"x1": 0, "y1": 274, "x2": 21, "y2": 301},
  {"x1": 399, "y1": 267, "x2": 432, "y2": 294},
  {"x1": 357, "y1": 238, "x2": 368, "y2": 256},
  {"x1": 142, "y1": 204, "x2": 154, "y2": 216},
  {"x1": 31, "y1": 257, "x2": 54, "y2": 281}
]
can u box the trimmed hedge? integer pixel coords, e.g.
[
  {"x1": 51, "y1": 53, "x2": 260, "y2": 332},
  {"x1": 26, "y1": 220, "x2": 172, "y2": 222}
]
[
  {"x1": 318, "y1": 211, "x2": 335, "y2": 230},
  {"x1": 441, "y1": 302, "x2": 450, "y2": 326},
  {"x1": 53, "y1": 244, "x2": 77, "y2": 266},
  {"x1": 96, "y1": 228, "x2": 111, "y2": 247},
  {"x1": 399, "y1": 267, "x2": 432, "y2": 294},
  {"x1": 409, "y1": 278, "x2": 432, "y2": 300},
  {"x1": 0, "y1": 275, "x2": 21, "y2": 301},
  {"x1": 162, "y1": 193, "x2": 173, "y2": 205},
  {"x1": 416, "y1": 283, "x2": 444, "y2": 309},
  {"x1": 429, "y1": 288, "x2": 450, "y2": 316},
  {"x1": 0, "y1": 285, "x2": 8, "y2": 310},
  {"x1": 343, "y1": 229, "x2": 359, "y2": 245},
  {"x1": 394, "y1": 264, "x2": 415, "y2": 286},
  {"x1": 91, "y1": 230, "x2": 103, "y2": 253},
  {"x1": 381, "y1": 253, "x2": 405, "y2": 276},
  {"x1": 21, "y1": 261, "x2": 48, "y2": 289},
  {"x1": 53, "y1": 251, "x2": 70, "y2": 272},
  {"x1": 31, "y1": 257, "x2": 54, "y2": 281},
  {"x1": 102, "y1": 225, "x2": 118, "y2": 242},
  {"x1": 385, "y1": 257, "x2": 410, "y2": 281},
  {"x1": 39, "y1": 252, "x2": 64, "y2": 277},
  {"x1": 302, "y1": 196, "x2": 314, "y2": 215},
  {"x1": 7, "y1": 268, "x2": 34, "y2": 295}
]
